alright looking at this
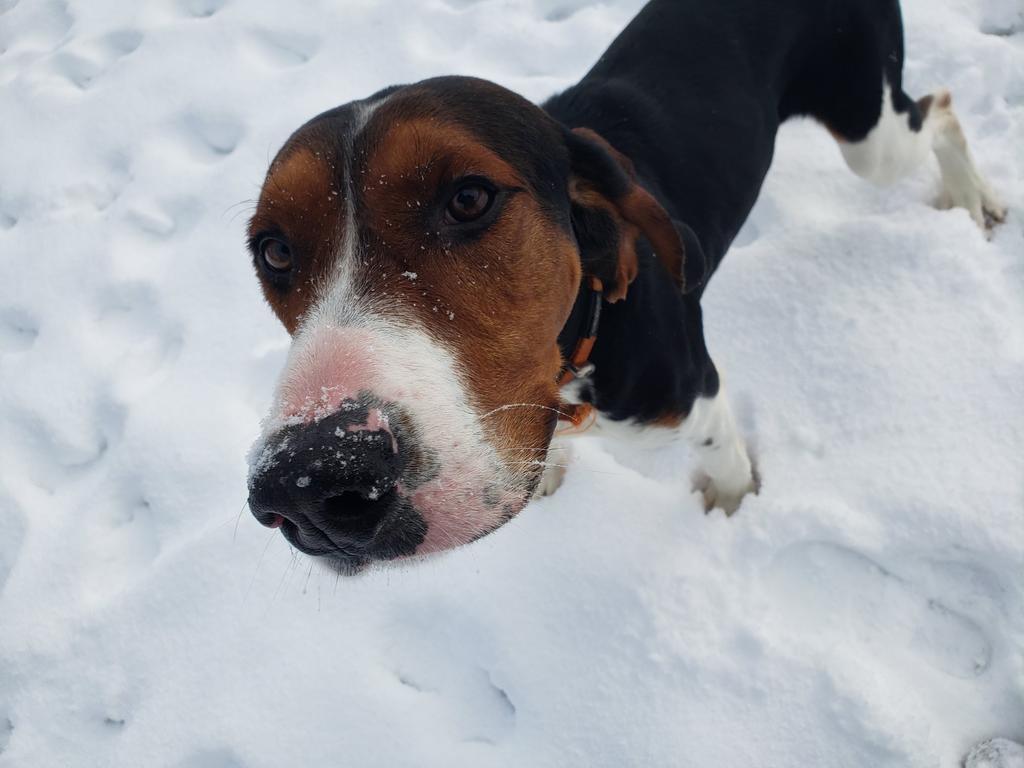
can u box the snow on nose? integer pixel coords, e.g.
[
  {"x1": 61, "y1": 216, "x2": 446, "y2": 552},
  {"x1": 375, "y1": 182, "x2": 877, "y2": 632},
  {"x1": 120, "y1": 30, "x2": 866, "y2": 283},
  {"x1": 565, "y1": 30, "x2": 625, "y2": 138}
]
[
  {"x1": 276, "y1": 327, "x2": 383, "y2": 424},
  {"x1": 257, "y1": 316, "x2": 529, "y2": 557}
]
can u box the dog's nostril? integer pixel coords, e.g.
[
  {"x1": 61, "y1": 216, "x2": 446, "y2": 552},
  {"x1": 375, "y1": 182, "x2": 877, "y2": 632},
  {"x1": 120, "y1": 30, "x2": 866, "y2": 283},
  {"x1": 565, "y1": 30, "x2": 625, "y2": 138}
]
[
  {"x1": 321, "y1": 489, "x2": 393, "y2": 541},
  {"x1": 252, "y1": 508, "x2": 286, "y2": 529},
  {"x1": 249, "y1": 402, "x2": 409, "y2": 547},
  {"x1": 324, "y1": 489, "x2": 385, "y2": 520}
]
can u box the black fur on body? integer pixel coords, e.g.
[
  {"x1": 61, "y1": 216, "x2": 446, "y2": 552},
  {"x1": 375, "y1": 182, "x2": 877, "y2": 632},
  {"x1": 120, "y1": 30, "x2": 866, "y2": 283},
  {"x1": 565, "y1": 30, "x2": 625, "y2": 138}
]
[{"x1": 550, "y1": 0, "x2": 925, "y2": 423}]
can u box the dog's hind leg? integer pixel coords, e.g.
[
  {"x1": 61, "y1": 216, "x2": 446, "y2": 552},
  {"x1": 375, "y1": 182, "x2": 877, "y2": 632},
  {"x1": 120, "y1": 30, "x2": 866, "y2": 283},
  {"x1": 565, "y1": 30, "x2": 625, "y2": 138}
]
[
  {"x1": 836, "y1": 84, "x2": 1007, "y2": 230},
  {"x1": 922, "y1": 91, "x2": 1006, "y2": 228},
  {"x1": 799, "y1": 1, "x2": 1006, "y2": 231}
]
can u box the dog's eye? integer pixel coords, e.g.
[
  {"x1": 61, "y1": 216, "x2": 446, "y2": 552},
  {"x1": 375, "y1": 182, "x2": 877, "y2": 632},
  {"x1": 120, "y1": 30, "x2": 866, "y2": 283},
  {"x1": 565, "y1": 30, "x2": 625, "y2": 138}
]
[
  {"x1": 445, "y1": 182, "x2": 494, "y2": 224},
  {"x1": 260, "y1": 237, "x2": 293, "y2": 272}
]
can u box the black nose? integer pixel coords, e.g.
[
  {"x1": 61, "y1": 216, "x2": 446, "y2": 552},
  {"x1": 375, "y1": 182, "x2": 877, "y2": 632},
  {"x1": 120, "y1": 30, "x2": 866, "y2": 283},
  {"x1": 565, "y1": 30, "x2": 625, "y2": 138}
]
[{"x1": 248, "y1": 401, "x2": 416, "y2": 558}]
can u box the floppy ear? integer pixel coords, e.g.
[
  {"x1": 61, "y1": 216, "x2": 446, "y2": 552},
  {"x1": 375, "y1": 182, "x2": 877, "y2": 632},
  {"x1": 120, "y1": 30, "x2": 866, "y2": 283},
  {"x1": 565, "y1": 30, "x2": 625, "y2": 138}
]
[
  {"x1": 566, "y1": 127, "x2": 704, "y2": 301},
  {"x1": 672, "y1": 217, "x2": 710, "y2": 296}
]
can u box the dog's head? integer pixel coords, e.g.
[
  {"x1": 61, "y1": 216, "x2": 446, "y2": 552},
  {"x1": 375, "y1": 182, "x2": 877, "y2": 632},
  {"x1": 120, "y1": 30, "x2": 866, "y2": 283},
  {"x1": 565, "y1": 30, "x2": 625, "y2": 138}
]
[{"x1": 246, "y1": 76, "x2": 693, "y2": 573}]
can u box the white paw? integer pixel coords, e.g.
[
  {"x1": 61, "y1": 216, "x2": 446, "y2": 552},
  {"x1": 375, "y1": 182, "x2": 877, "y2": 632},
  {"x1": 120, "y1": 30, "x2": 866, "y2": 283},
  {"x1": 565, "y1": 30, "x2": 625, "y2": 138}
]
[
  {"x1": 533, "y1": 461, "x2": 566, "y2": 499},
  {"x1": 532, "y1": 440, "x2": 572, "y2": 500},
  {"x1": 965, "y1": 738, "x2": 1024, "y2": 768},
  {"x1": 694, "y1": 468, "x2": 758, "y2": 516},
  {"x1": 931, "y1": 103, "x2": 1007, "y2": 233},
  {"x1": 979, "y1": 182, "x2": 1009, "y2": 225},
  {"x1": 939, "y1": 181, "x2": 1008, "y2": 233}
]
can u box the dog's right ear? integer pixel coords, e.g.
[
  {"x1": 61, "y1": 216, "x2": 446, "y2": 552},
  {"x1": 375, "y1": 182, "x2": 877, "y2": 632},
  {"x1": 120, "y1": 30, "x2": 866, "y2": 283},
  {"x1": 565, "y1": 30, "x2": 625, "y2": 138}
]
[{"x1": 566, "y1": 127, "x2": 700, "y2": 301}]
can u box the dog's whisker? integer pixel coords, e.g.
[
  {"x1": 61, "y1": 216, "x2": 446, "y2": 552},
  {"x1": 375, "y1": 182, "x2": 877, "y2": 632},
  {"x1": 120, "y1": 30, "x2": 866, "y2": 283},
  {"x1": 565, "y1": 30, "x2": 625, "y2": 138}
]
[
  {"x1": 232, "y1": 498, "x2": 249, "y2": 542},
  {"x1": 244, "y1": 530, "x2": 278, "y2": 604},
  {"x1": 272, "y1": 549, "x2": 298, "y2": 603},
  {"x1": 303, "y1": 561, "x2": 314, "y2": 595},
  {"x1": 507, "y1": 460, "x2": 629, "y2": 477},
  {"x1": 505, "y1": 446, "x2": 567, "y2": 454},
  {"x1": 224, "y1": 198, "x2": 258, "y2": 224},
  {"x1": 481, "y1": 402, "x2": 572, "y2": 420}
]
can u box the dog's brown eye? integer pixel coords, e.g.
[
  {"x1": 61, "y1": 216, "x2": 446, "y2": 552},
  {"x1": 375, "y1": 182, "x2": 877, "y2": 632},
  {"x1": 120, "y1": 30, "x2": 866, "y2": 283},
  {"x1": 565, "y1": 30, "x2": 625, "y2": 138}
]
[
  {"x1": 445, "y1": 183, "x2": 494, "y2": 223},
  {"x1": 261, "y1": 238, "x2": 292, "y2": 272}
]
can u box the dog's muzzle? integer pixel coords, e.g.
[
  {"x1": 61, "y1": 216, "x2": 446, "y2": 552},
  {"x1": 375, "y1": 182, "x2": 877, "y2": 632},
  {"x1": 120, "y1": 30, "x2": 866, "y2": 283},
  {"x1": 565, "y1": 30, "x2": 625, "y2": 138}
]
[{"x1": 247, "y1": 398, "x2": 428, "y2": 571}]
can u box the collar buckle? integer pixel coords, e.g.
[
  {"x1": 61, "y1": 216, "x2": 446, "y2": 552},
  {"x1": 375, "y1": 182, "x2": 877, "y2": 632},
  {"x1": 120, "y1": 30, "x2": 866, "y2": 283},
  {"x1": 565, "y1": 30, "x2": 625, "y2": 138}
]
[
  {"x1": 557, "y1": 275, "x2": 603, "y2": 394},
  {"x1": 567, "y1": 361, "x2": 595, "y2": 380}
]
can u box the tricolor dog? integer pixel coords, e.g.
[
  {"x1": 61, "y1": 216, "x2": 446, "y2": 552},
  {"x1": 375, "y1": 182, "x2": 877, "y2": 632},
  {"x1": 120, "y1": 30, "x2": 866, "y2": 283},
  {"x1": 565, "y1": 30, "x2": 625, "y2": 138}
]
[{"x1": 246, "y1": 0, "x2": 1006, "y2": 573}]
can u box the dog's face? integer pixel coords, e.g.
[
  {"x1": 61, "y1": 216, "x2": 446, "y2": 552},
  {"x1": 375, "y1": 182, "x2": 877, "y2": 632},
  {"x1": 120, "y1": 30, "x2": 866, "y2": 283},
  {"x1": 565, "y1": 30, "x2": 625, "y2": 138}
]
[{"x1": 246, "y1": 77, "x2": 687, "y2": 573}]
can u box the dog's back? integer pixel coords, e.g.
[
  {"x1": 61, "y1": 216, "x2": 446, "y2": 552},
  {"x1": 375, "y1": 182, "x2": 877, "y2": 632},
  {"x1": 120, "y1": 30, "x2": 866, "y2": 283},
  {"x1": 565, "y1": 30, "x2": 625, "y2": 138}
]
[
  {"x1": 544, "y1": 0, "x2": 915, "y2": 268},
  {"x1": 543, "y1": 0, "x2": 1002, "y2": 510}
]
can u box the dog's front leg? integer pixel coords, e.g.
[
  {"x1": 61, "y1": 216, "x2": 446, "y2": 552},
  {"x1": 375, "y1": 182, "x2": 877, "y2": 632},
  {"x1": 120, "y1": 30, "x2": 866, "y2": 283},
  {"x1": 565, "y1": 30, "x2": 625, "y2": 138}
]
[
  {"x1": 682, "y1": 383, "x2": 757, "y2": 514},
  {"x1": 532, "y1": 435, "x2": 573, "y2": 499}
]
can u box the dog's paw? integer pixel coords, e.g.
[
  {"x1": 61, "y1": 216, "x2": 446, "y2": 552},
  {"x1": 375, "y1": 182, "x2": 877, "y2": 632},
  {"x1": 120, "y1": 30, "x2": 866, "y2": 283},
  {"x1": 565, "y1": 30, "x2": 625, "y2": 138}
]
[
  {"x1": 981, "y1": 186, "x2": 1009, "y2": 226},
  {"x1": 930, "y1": 97, "x2": 1007, "y2": 234},
  {"x1": 532, "y1": 461, "x2": 566, "y2": 499},
  {"x1": 940, "y1": 182, "x2": 1008, "y2": 233},
  {"x1": 693, "y1": 466, "x2": 758, "y2": 516},
  {"x1": 964, "y1": 738, "x2": 1024, "y2": 768},
  {"x1": 531, "y1": 439, "x2": 572, "y2": 500}
]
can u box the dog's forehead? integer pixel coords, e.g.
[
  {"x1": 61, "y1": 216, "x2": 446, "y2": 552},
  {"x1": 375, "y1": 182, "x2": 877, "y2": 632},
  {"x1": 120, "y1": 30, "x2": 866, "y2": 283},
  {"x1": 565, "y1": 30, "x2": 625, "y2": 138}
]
[
  {"x1": 260, "y1": 78, "x2": 569, "y2": 207},
  {"x1": 365, "y1": 79, "x2": 570, "y2": 206},
  {"x1": 248, "y1": 78, "x2": 577, "y2": 333},
  {"x1": 263, "y1": 103, "x2": 359, "y2": 197}
]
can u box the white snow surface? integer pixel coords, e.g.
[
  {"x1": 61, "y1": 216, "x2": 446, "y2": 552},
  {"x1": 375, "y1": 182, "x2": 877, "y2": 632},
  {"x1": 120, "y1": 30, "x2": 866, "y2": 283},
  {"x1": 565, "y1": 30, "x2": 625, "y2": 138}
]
[
  {"x1": 2, "y1": 0, "x2": 1023, "y2": 766},
  {"x1": 967, "y1": 738, "x2": 1024, "y2": 768}
]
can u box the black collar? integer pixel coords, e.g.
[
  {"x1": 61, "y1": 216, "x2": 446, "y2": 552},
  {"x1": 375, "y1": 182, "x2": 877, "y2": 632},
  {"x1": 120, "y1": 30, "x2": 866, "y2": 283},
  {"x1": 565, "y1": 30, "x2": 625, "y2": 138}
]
[{"x1": 557, "y1": 276, "x2": 603, "y2": 386}]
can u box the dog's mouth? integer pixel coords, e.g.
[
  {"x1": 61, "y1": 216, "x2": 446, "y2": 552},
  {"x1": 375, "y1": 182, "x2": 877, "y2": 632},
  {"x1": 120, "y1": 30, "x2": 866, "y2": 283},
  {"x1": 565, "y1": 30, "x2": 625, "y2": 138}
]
[
  {"x1": 274, "y1": 512, "x2": 415, "y2": 575},
  {"x1": 260, "y1": 480, "x2": 535, "y2": 576},
  {"x1": 317, "y1": 551, "x2": 371, "y2": 576},
  {"x1": 246, "y1": 388, "x2": 547, "y2": 572}
]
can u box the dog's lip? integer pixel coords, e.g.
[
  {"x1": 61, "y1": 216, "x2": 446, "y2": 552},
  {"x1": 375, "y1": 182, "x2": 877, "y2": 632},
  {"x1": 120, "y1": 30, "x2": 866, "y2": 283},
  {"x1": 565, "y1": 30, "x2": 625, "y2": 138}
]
[
  {"x1": 278, "y1": 519, "x2": 367, "y2": 560},
  {"x1": 288, "y1": 537, "x2": 369, "y2": 575},
  {"x1": 322, "y1": 553, "x2": 369, "y2": 575},
  {"x1": 264, "y1": 474, "x2": 535, "y2": 568}
]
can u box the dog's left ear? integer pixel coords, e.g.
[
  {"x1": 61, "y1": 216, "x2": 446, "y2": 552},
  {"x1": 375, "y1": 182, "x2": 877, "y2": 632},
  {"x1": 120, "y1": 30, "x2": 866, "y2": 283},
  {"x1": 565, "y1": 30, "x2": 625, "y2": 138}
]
[{"x1": 566, "y1": 127, "x2": 705, "y2": 301}]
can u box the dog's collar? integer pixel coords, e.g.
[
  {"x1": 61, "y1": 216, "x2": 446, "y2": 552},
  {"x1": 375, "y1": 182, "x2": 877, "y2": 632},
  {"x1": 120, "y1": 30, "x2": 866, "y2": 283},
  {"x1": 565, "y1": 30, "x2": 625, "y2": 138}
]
[
  {"x1": 558, "y1": 275, "x2": 603, "y2": 387},
  {"x1": 557, "y1": 276, "x2": 603, "y2": 425}
]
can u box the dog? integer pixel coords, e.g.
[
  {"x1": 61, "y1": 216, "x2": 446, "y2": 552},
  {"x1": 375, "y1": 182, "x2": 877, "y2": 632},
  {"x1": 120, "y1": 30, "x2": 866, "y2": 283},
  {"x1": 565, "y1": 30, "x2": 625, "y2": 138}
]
[{"x1": 245, "y1": 0, "x2": 1005, "y2": 573}]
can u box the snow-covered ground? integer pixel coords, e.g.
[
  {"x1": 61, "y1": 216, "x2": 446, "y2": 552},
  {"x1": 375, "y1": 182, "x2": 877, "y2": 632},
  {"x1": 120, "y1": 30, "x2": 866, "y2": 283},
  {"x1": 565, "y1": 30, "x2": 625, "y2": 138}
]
[{"x1": 2, "y1": 0, "x2": 1023, "y2": 765}]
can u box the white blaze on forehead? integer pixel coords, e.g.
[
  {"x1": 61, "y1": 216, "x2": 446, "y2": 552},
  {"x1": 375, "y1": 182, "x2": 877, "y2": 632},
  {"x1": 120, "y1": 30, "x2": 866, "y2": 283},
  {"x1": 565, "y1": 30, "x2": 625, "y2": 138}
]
[{"x1": 304, "y1": 94, "x2": 391, "y2": 327}]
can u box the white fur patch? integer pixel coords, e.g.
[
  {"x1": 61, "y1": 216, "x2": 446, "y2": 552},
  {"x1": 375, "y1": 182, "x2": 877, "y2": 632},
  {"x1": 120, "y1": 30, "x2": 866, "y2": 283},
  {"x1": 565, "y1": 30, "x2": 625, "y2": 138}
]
[
  {"x1": 838, "y1": 82, "x2": 1006, "y2": 230},
  {"x1": 681, "y1": 386, "x2": 756, "y2": 513},
  {"x1": 839, "y1": 84, "x2": 932, "y2": 186},
  {"x1": 542, "y1": 380, "x2": 756, "y2": 513},
  {"x1": 253, "y1": 311, "x2": 526, "y2": 555}
]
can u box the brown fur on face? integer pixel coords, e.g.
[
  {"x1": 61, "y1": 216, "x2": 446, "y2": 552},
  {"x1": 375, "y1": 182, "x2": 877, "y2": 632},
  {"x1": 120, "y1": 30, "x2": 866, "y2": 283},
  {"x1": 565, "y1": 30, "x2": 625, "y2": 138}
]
[
  {"x1": 247, "y1": 79, "x2": 697, "y2": 498},
  {"x1": 355, "y1": 106, "x2": 582, "y2": 468},
  {"x1": 249, "y1": 92, "x2": 583, "y2": 477},
  {"x1": 248, "y1": 145, "x2": 344, "y2": 333}
]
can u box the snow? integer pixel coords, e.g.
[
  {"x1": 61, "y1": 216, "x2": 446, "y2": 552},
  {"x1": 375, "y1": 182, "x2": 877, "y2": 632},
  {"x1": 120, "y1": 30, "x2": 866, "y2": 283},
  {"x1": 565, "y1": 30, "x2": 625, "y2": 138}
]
[
  {"x1": 1, "y1": 0, "x2": 1022, "y2": 766},
  {"x1": 967, "y1": 739, "x2": 1024, "y2": 768}
]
